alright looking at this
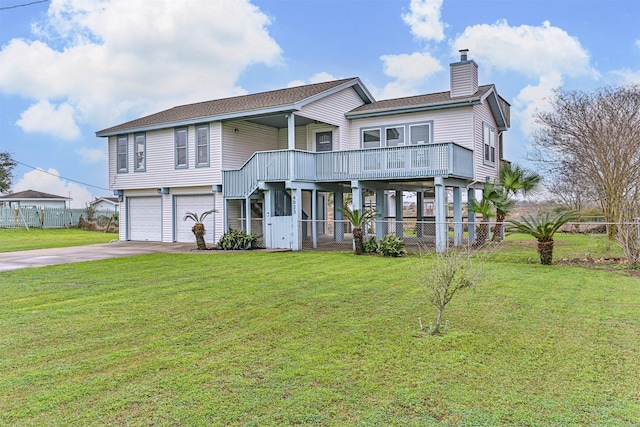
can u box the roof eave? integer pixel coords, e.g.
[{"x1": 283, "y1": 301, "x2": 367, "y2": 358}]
[
  {"x1": 346, "y1": 99, "x2": 481, "y2": 119},
  {"x1": 96, "y1": 104, "x2": 301, "y2": 137}
]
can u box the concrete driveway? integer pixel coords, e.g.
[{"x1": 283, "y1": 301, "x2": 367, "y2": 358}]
[{"x1": 0, "y1": 241, "x2": 195, "y2": 272}]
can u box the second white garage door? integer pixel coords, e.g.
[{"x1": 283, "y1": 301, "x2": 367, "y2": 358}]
[
  {"x1": 128, "y1": 197, "x2": 162, "y2": 241},
  {"x1": 175, "y1": 195, "x2": 216, "y2": 244}
]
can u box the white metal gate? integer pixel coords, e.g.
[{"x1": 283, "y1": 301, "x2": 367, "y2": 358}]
[{"x1": 268, "y1": 216, "x2": 294, "y2": 249}]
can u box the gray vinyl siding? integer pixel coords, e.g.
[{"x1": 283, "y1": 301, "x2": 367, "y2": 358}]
[
  {"x1": 348, "y1": 108, "x2": 474, "y2": 150},
  {"x1": 108, "y1": 126, "x2": 218, "y2": 190},
  {"x1": 296, "y1": 87, "x2": 364, "y2": 151},
  {"x1": 277, "y1": 126, "x2": 307, "y2": 150},
  {"x1": 473, "y1": 102, "x2": 499, "y2": 182},
  {"x1": 450, "y1": 62, "x2": 478, "y2": 98},
  {"x1": 222, "y1": 121, "x2": 279, "y2": 170}
]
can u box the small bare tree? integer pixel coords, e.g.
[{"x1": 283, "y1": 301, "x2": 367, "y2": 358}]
[{"x1": 418, "y1": 247, "x2": 487, "y2": 335}]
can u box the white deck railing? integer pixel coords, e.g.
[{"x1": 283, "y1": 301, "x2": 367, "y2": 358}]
[{"x1": 222, "y1": 143, "x2": 474, "y2": 198}]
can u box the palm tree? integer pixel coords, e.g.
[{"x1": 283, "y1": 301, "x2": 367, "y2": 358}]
[
  {"x1": 468, "y1": 197, "x2": 495, "y2": 248},
  {"x1": 492, "y1": 163, "x2": 542, "y2": 241},
  {"x1": 183, "y1": 210, "x2": 215, "y2": 250},
  {"x1": 338, "y1": 207, "x2": 379, "y2": 255},
  {"x1": 508, "y1": 211, "x2": 578, "y2": 265}
]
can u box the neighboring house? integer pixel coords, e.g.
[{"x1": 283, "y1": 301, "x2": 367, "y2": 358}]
[
  {"x1": 89, "y1": 197, "x2": 120, "y2": 213},
  {"x1": 0, "y1": 190, "x2": 70, "y2": 209},
  {"x1": 96, "y1": 50, "x2": 510, "y2": 251}
]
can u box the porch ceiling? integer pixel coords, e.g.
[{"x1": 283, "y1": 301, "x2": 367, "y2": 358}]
[{"x1": 243, "y1": 113, "x2": 316, "y2": 128}]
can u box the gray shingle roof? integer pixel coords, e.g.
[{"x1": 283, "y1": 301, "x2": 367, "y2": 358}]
[
  {"x1": 0, "y1": 190, "x2": 70, "y2": 200},
  {"x1": 346, "y1": 85, "x2": 494, "y2": 117},
  {"x1": 97, "y1": 78, "x2": 363, "y2": 135}
]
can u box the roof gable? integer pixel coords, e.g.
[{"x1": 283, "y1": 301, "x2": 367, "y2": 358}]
[{"x1": 97, "y1": 78, "x2": 373, "y2": 136}]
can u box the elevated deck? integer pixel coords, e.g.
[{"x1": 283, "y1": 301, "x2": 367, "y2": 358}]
[{"x1": 222, "y1": 143, "x2": 474, "y2": 198}]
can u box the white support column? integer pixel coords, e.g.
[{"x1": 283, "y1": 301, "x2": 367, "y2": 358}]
[
  {"x1": 287, "y1": 113, "x2": 296, "y2": 181},
  {"x1": 467, "y1": 187, "x2": 476, "y2": 244},
  {"x1": 291, "y1": 186, "x2": 302, "y2": 251},
  {"x1": 453, "y1": 187, "x2": 463, "y2": 247},
  {"x1": 416, "y1": 191, "x2": 424, "y2": 237},
  {"x1": 334, "y1": 191, "x2": 344, "y2": 242},
  {"x1": 223, "y1": 198, "x2": 229, "y2": 235},
  {"x1": 435, "y1": 177, "x2": 447, "y2": 253},
  {"x1": 245, "y1": 197, "x2": 252, "y2": 235},
  {"x1": 263, "y1": 190, "x2": 272, "y2": 248},
  {"x1": 375, "y1": 189, "x2": 386, "y2": 240},
  {"x1": 351, "y1": 181, "x2": 363, "y2": 211},
  {"x1": 287, "y1": 113, "x2": 295, "y2": 150},
  {"x1": 395, "y1": 190, "x2": 404, "y2": 238},
  {"x1": 311, "y1": 189, "x2": 318, "y2": 249}
]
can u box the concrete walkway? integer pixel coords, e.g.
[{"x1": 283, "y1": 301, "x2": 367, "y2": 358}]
[{"x1": 0, "y1": 241, "x2": 196, "y2": 272}]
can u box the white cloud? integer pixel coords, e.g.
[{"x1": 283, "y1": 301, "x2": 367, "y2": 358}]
[
  {"x1": 454, "y1": 20, "x2": 598, "y2": 135},
  {"x1": 512, "y1": 72, "x2": 563, "y2": 135},
  {"x1": 379, "y1": 52, "x2": 443, "y2": 98},
  {"x1": 287, "y1": 72, "x2": 338, "y2": 88},
  {"x1": 13, "y1": 168, "x2": 94, "y2": 208},
  {"x1": 15, "y1": 100, "x2": 81, "y2": 139},
  {"x1": 402, "y1": 0, "x2": 446, "y2": 42},
  {"x1": 77, "y1": 147, "x2": 107, "y2": 163},
  {"x1": 454, "y1": 20, "x2": 597, "y2": 79},
  {"x1": 0, "y1": 0, "x2": 282, "y2": 133},
  {"x1": 636, "y1": 39, "x2": 640, "y2": 49}
]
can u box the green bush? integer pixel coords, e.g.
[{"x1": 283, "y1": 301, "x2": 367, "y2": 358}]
[
  {"x1": 364, "y1": 236, "x2": 378, "y2": 254},
  {"x1": 376, "y1": 234, "x2": 407, "y2": 257},
  {"x1": 217, "y1": 228, "x2": 258, "y2": 250}
]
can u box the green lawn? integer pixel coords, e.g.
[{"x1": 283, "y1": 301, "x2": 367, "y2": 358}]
[
  {"x1": 0, "y1": 228, "x2": 115, "y2": 252},
  {"x1": 0, "y1": 235, "x2": 638, "y2": 425}
]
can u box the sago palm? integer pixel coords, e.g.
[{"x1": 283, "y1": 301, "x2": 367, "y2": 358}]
[
  {"x1": 508, "y1": 211, "x2": 578, "y2": 265},
  {"x1": 183, "y1": 210, "x2": 215, "y2": 250},
  {"x1": 338, "y1": 207, "x2": 379, "y2": 255}
]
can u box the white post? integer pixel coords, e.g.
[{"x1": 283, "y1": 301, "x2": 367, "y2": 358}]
[
  {"x1": 416, "y1": 191, "x2": 424, "y2": 238},
  {"x1": 435, "y1": 177, "x2": 447, "y2": 253},
  {"x1": 453, "y1": 187, "x2": 463, "y2": 246},
  {"x1": 375, "y1": 189, "x2": 386, "y2": 240},
  {"x1": 311, "y1": 189, "x2": 318, "y2": 249},
  {"x1": 334, "y1": 191, "x2": 344, "y2": 242},
  {"x1": 467, "y1": 187, "x2": 476, "y2": 244},
  {"x1": 395, "y1": 190, "x2": 404, "y2": 238}
]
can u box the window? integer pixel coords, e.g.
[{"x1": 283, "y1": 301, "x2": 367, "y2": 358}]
[
  {"x1": 483, "y1": 123, "x2": 496, "y2": 164},
  {"x1": 175, "y1": 127, "x2": 188, "y2": 168},
  {"x1": 410, "y1": 124, "x2": 431, "y2": 145},
  {"x1": 362, "y1": 129, "x2": 381, "y2": 148},
  {"x1": 117, "y1": 135, "x2": 127, "y2": 172},
  {"x1": 134, "y1": 133, "x2": 145, "y2": 171},
  {"x1": 196, "y1": 125, "x2": 209, "y2": 166},
  {"x1": 385, "y1": 126, "x2": 405, "y2": 147}
]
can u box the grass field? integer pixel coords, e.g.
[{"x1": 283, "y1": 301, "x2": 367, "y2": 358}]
[
  {"x1": 0, "y1": 228, "x2": 115, "y2": 252},
  {"x1": 0, "y1": 232, "x2": 638, "y2": 425}
]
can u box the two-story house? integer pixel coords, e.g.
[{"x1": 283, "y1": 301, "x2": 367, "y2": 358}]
[{"x1": 96, "y1": 50, "x2": 509, "y2": 251}]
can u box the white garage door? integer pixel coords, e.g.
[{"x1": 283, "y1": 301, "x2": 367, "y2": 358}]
[
  {"x1": 128, "y1": 197, "x2": 162, "y2": 241},
  {"x1": 175, "y1": 195, "x2": 215, "y2": 244}
]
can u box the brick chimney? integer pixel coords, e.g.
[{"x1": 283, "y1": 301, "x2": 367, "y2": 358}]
[{"x1": 450, "y1": 49, "x2": 478, "y2": 98}]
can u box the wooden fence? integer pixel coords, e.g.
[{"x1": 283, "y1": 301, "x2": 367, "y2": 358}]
[{"x1": 0, "y1": 207, "x2": 117, "y2": 229}]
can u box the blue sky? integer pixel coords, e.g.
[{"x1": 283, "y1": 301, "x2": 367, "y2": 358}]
[{"x1": 1, "y1": 0, "x2": 638, "y2": 207}]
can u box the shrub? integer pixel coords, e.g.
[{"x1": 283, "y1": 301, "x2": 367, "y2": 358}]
[
  {"x1": 364, "y1": 236, "x2": 378, "y2": 254},
  {"x1": 376, "y1": 234, "x2": 407, "y2": 257},
  {"x1": 217, "y1": 228, "x2": 258, "y2": 250}
]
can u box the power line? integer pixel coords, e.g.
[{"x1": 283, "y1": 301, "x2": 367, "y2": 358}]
[
  {"x1": 0, "y1": 0, "x2": 49, "y2": 11},
  {"x1": 15, "y1": 160, "x2": 111, "y2": 191}
]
